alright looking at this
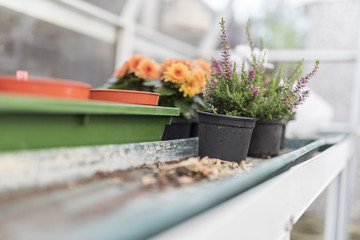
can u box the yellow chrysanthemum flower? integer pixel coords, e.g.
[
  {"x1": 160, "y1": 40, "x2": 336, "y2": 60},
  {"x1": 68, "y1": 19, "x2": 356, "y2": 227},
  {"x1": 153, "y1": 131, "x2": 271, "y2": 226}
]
[
  {"x1": 179, "y1": 75, "x2": 201, "y2": 98},
  {"x1": 193, "y1": 68, "x2": 207, "y2": 90},
  {"x1": 128, "y1": 54, "x2": 144, "y2": 73},
  {"x1": 163, "y1": 63, "x2": 190, "y2": 84},
  {"x1": 135, "y1": 59, "x2": 159, "y2": 79}
]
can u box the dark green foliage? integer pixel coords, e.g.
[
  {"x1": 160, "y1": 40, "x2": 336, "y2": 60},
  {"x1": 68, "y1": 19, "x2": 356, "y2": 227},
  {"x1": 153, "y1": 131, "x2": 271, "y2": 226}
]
[
  {"x1": 154, "y1": 82, "x2": 207, "y2": 119},
  {"x1": 108, "y1": 73, "x2": 155, "y2": 92}
]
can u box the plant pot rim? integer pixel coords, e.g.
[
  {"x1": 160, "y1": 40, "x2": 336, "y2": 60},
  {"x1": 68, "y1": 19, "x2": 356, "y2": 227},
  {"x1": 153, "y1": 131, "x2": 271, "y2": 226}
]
[
  {"x1": 197, "y1": 110, "x2": 256, "y2": 121},
  {"x1": 91, "y1": 89, "x2": 160, "y2": 96},
  {"x1": 171, "y1": 116, "x2": 198, "y2": 123},
  {"x1": 90, "y1": 89, "x2": 160, "y2": 106},
  {"x1": 256, "y1": 118, "x2": 285, "y2": 125},
  {"x1": 197, "y1": 110, "x2": 256, "y2": 128}
]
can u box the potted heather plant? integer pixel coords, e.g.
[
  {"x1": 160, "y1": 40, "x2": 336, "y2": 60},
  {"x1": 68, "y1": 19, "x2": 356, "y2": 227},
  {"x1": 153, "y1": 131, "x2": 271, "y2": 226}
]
[
  {"x1": 241, "y1": 23, "x2": 320, "y2": 157},
  {"x1": 199, "y1": 18, "x2": 259, "y2": 163},
  {"x1": 247, "y1": 59, "x2": 319, "y2": 157}
]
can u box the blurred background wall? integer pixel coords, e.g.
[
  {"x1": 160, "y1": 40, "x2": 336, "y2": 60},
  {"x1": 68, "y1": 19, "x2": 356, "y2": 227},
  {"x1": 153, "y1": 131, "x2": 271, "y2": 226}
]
[{"x1": 0, "y1": 4, "x2": 116, "y2": 87}]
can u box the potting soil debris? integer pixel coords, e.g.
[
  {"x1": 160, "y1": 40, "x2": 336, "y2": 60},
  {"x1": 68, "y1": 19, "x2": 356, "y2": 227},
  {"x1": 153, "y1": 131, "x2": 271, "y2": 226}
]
[
  {"x1": 141, "y1": 156, "x2": 252, "y2": 187},
  {"x1": 0, "y1": 156, "x2": 252, "y2": 203}
]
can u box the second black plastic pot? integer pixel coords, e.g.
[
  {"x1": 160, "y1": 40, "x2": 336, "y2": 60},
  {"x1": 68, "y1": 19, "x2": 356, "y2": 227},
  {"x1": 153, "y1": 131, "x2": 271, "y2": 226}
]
[
  {"x1": 248, "y1": 118, "x2": 285, "y2": 158},
  {"x1": 280, "y1": 124, "x2": 286, "y2": 149},
  {"x1": 198, "y1": 111, "x2": 257, "y2": 163},
  {"x1": 162, "y1": 117, "x2": 198, "y2": 140}
]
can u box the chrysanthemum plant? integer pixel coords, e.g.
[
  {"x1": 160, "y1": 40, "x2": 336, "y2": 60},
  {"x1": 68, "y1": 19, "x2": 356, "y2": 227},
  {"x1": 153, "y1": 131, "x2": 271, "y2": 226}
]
[
  {"x1": 109, "y1": 55, "x2": 210, "y2": 119},
  {"x1": 154, "y1": 58, "x2": 209, "y2": 119},
  {"x1": 204, "y1": 18, "x2": 319, "y2": 120}
]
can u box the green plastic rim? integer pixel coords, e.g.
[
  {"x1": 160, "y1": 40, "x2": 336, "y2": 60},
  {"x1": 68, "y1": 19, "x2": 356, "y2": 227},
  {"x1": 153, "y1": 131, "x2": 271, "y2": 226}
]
[{"x1": 0, "y1": 93, "x2": 179, "y2": 116}]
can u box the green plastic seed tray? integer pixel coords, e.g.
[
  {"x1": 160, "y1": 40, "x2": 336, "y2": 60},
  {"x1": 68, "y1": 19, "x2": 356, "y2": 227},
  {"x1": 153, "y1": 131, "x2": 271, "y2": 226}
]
[{"x1": 0, "y1": 94, "x2": 179, "y2": 151}]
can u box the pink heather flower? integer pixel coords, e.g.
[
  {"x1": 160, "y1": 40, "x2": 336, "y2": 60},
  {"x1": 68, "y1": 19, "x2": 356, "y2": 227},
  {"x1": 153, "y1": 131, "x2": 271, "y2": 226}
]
[
  {"x1": 211, "y1": 59, "x2": 222, "y2": 80},
  {"x1": 219, "y1": 18, "x2": 232, "y2": 83},
  {"x1": 282, "y1": 60, "x2": 319, "y2": 113},
  {"x1": 245, "y1": 84, "x2": 260, "y2": 100},
  {"x1": 247, "y1": 69, "x2": 255, "y2": 82}
]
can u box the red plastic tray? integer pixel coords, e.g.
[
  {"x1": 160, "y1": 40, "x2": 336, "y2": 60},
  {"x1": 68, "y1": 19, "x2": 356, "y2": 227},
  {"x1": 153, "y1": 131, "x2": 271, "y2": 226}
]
[{"x1": 0, "y1": 74, "x2": 91, "y2": 100}]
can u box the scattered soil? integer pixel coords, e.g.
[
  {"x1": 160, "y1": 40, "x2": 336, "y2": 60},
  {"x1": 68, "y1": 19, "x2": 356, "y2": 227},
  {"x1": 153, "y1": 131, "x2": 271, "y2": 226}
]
[
  {"x1": 0, "y1": 157, "x2": 252, "y2": 205},
  {"x1": 140, "y1": 156, "x2": 250, "y2": 187}
]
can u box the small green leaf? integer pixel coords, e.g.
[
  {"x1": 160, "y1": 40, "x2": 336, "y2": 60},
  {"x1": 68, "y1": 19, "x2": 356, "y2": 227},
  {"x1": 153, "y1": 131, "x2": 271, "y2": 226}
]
[
  {"x1": 193, "y1": 95, "x2": 207, "y2": 108},
  {"x1": 174, "y1": 99, "x2": 194, "y2": 119},
  {"x1": 154, "y1": 87, "x2": 177, "y2": 96},
  {"x1": 108, "y1": 82, "x2": 131, "y2": 89},
  {"x1": 126, "y1": 76, "x2": 143, "y2": 83},
  {"x1": 143, "y1": 79, "x2": 162, "y2": 88}
]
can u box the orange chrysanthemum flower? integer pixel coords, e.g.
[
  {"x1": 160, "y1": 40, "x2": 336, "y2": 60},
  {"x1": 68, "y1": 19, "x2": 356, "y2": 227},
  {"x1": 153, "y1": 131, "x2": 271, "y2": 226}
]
[
  {"x1": 135, "y1": 59, "x2": 160, "y2": 79},
  {"x1": 193, "y1": 68, "x2": 207, "y2": 89},
  {"x1": 163, "y1": 63, "x2": 190, "y2": 84},
  {"x1": 114, "y1": 61, "x2": 130, "y2": 79},
  {"x1": 128, "y1": 54, "x2": 145, "y2": 73},
  {"x1": 176, "y1": 58, "x2": 194, "y2": 70},
  {"x1": 193, "y1": 59, "x2": 211, "y2": 77},
  {"x1": 179, "y1": 75, "x2": 201, "y2": 98}
]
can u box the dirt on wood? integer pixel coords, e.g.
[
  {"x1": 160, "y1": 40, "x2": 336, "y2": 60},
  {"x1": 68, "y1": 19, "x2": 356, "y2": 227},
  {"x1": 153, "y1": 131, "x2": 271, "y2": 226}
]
[{"x1": 0, "y1": 156, "x2": 252, "y2": 204}]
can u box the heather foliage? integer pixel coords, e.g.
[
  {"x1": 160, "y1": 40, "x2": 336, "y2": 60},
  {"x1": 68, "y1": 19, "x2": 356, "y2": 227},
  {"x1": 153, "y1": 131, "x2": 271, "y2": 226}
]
[
  {"x1": 204, "y1": 19, "x2": 261, "y2": 117},
  {"x1": 250, "y1": 56, "x2": 319, "y2": 120},
  {"x1": 204, "y1": 18, "x2": 320, "y2": 120}
]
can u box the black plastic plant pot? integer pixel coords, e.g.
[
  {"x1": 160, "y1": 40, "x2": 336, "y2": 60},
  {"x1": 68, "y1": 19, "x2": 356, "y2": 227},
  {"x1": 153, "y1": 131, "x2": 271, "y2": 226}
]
[
  {"x1": 162, "y1": 117, "x2": 197, "y2": 140},
  {"x1": 197, "y1": 111, "x2": 257, "y2": 163},
  {"x1": 280, "y1": 124, "x2": 286, "y2": 149},
  {"x1": 190, "y1": 120, "x2": 199, "y2": 137},
  {"x1": 248, "y1": 118, "x2": 285, "y2": 158}
]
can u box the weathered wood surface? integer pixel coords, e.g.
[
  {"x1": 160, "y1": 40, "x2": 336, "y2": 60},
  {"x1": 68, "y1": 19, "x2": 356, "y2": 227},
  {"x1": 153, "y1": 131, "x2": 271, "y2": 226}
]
[
  {"x1": 0, "y1": 135, "x2": 350, "y2": 240},
  {"x1": 0, "y1": 138, "x2": 198, "y2": 193}
]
